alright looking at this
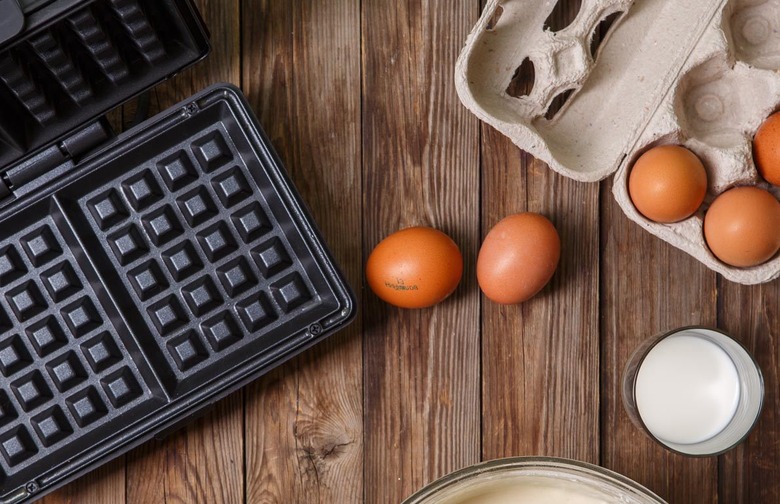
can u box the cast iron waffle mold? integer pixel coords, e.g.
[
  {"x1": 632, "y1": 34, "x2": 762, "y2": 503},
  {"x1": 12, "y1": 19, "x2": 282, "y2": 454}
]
[
  {"x1": 0, "y1": 85, "x2": 355, "y2": 502},
  {"x1": 0, "y1": 0, "x2": 210, "y2": 171}
]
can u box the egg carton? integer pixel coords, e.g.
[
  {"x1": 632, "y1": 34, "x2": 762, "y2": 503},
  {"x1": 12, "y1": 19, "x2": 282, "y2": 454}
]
[{"x1": 456, "y1": 0, "x2": 780, "y2": 285}]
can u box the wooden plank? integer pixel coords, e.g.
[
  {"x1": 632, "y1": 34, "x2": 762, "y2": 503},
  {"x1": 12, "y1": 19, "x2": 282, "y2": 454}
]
[
  {"x1": 40, "y1": 459, "x2": 125, "y2": 504},
  {"x1": 599, "y1": 184, "x2": 718, "y2": 502},
  {"x1": 361, "y1": 0, "x2": 481, "y2": 501},
  {"x1": 126, "y1": 406, "x2": 244, "y2": 503},
  {"x1": 718, "y1": 280, "x2": 780, "y2": 503},
  {"x1": 123, "y1": 1, "x2": 244, "y2": 503},
  {"x1": 480, "y1": 144, "x2": 600, "y2": 461},
  {"x1": 241, "y1": 1, "x2": 363, "y2": 502}
]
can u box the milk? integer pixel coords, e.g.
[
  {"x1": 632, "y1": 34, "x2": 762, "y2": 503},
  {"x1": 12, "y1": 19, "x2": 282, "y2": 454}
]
[{"x1": 634, "y1": 334, "x2": 740, "y2": 445}]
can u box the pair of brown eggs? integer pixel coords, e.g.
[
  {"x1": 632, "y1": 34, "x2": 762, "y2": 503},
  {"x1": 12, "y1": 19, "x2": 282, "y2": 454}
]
[
  {"x1": 629, "y1": 113, "x2": 780, "y2": 268},
  {"x1": 366, "y1": 214, "x2": 561, "y2": 309}
]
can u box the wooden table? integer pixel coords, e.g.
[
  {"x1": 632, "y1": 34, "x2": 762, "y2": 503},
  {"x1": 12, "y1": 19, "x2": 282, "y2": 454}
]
[{"x1": 43, "y1": 1, "x2": 779, "y2": 502}]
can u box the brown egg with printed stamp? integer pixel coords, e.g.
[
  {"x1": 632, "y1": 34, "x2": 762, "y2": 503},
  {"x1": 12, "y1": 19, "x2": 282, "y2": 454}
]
[{"x1": 366, "y1": 227, "x2": 463, "y2": 309}]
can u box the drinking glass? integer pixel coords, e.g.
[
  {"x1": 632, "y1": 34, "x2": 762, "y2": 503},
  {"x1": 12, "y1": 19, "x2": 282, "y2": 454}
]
[{"x1": 622, "y1": 326, "x2": 763, "y2": 456}]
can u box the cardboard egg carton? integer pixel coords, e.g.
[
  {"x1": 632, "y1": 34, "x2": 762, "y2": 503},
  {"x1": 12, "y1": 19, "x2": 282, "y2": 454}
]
[{"x1": 456, "y1": 0, "x2": 780, "y2": 285}]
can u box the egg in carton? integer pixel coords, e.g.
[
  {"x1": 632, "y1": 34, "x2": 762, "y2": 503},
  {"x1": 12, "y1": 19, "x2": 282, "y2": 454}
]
[{"x1": 456, "y1": 0, "x2": 780, "y2": 285}]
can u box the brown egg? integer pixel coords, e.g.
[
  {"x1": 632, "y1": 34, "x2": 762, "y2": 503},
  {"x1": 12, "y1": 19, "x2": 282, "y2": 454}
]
[
  {"x1": 704, "y1": 186, "x2": 780, "y2": 267},
  {"x1": 628, "y1": 145, "x2": 708, "y2": 223},
  {"x1": 753, "y1": 111, "x2": 780, "y2": 186},
  {"x1": 366, "y1": 227, "x2": 463, "y2": 309},
  {"x1": 477, "y1": 213, "x2": 560, "y2": 304}
]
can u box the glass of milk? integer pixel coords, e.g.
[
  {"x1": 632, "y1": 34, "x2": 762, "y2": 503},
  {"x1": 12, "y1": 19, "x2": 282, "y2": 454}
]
[{"x1": 622, "y1": 326, "x2": 763, "y2": 456}]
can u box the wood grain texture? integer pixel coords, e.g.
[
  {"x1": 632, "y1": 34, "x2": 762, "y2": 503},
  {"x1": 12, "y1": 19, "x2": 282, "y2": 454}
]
[
  {"x1": 361, "y1": 0, "x2": 481, "y2": 502},
  {"x1": 719, "y1": 280, "x2": 780, "y2": 504},
  {"x1": 125, "y1": 403, "x2": 244, "y2": 504},
  {"x1": 40, "y1": 459, "x2": 125, "y2": 504},
  {"x1": 241, "y1": 1, "x2": 363, "y2": 503},
  {"x1": 599, "y1": 181, "x2": 719, "y2": 503},
  {"x1": 481, "y1": 140, "x2": 601, "y2": 462}
]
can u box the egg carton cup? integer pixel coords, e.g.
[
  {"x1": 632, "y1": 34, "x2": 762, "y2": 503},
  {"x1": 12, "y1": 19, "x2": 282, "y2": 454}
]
[{"x1": 456, "y1": 0, "x2": 780, "y2": 285}]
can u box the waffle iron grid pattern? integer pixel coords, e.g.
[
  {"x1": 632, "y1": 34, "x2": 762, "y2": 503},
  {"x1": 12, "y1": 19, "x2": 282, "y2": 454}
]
[
  {"x1": 0, "y1": 216, "x2": 156, "y2": 484},
  {"x1": 78, "y1": 124, "x2": 326, "y2": 395}
]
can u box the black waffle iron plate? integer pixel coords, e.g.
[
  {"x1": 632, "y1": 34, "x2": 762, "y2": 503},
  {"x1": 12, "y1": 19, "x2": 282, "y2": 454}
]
[{"x1": 0, "y1": 1, "x2": 356, "y2": 502}]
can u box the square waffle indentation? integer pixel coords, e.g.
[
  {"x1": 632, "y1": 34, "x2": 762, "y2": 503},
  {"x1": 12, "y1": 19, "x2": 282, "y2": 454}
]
[
  {"x1": 182, "y1": 276, "x2": 222, "y2": 317},
  {"x1": 81, "y1": 332, "x2": 122, "y2": 373},
  {"x1": 158, "y1": 151, "x2": 197, "y2": 192},
  {"x1": 21, "y1": 226, "x2": 61, "y2": 267},
  {"x1": 127, "y1": 260, "x2": 168, "y2": 301},
  {"x1": 236, "y1": 293, "x2": 276, "y2": 332},
  {"x1": 88, "y1": 189, "x2": 129, "y2": 231},
  {"x1": 251, "y1": 238, "x2": 292, "y2": 279},
  {"x1": 142, "y1": 206, "x2": 183, "y2": 246},
  {"x1": 0, "y1": 426, "x2": 37, "y2": 466},
  {"x1": 42, "y1": 262, "x2": 82, "y2": 302},
  {"x1": 167, "y1": 331, "x2": 208, "y2": 372},
  {"x1": 177, "y1": 187, "x2": 218, "y2": 227},
  {"x1": 100, "y1": 368, "x2": 141, "y2": 408},
  {"x1": 32, "y1": 405, "x2": 72, "y2": 447},
  {"x1": 46, "y1": 351, "x2": 87, "y2": 392},
  {"x1": 61, "y1": 298, "x2": 101, "y2": 338},
  {"x1": 26, "y1": 317, "x2": 67, "y2": 357},
  {"x1": 201, "y1": 312, "x2": 242, "y2": 352},
  {"x1": 108, "y1": 224, "x2": 149, "y2": 266},
  {"x1": 148, "y1": 296, "x2": 188, "y2": 337},
  {"x1": 0, "y1": 390, "x2": 18, "y2": 428},
  {"x1": 218, "y1": 257, "x2": 257, "y2": 297},
  {"x1": 272, "y1": 273, "x2": 312, "y2": 313},
  {"x1": 231, "y1": 203, "x2": 271, "y2": 244},
  {"x1": 197, "y1": 222, "x2": 237, "y2": 263},
  {"x1": 12, "y1": 370, "x2": 52, "y2": 412},
  {"x1": 6, "y1": 281, "x2": 46, "y2": 322},
  {"x1": 162, "y1": 241, "x2": 203, "y2": 281},
  {"x1": 192, "y1": 130, "x2": 233, "y2": 172},
  {"x1": 0, "y1": 245, "x2": 26, "y2": 285},
  {"x1": 212, "y1": 167, "x2": 251, "y2": 208},
  {"x1": 66, "y1": 386, "x2": 106, "y2": 427},
  {"x1": 122, "y1": 170, "x2": 163, "y2": 211},
  {"x1": 0, "y1": 335, "x2": 32, "y2": 377}
]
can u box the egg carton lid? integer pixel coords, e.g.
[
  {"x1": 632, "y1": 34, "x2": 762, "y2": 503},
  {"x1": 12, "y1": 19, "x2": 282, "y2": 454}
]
[{"x1": 455, "y1": 0, "x2": 728, "y2": 183}]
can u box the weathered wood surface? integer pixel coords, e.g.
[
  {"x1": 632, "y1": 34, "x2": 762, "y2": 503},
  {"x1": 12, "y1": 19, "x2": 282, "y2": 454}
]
[
  {"x1": 42, "y1": 0, "x2": 779, "y2": 503},
  {"x1": 361, "y1": 0, "x2": 481, "y2": 502}
]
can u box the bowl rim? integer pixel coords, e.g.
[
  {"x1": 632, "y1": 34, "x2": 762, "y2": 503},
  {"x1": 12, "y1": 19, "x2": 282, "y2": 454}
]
[{"x1": 401, "y1": 456, "x2": 668, "y2": 504}]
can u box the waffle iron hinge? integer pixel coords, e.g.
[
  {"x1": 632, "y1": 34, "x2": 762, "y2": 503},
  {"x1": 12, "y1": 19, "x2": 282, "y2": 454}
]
[{"x1": 0, "y1": 118, "x2": 114, "y2": 200}]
